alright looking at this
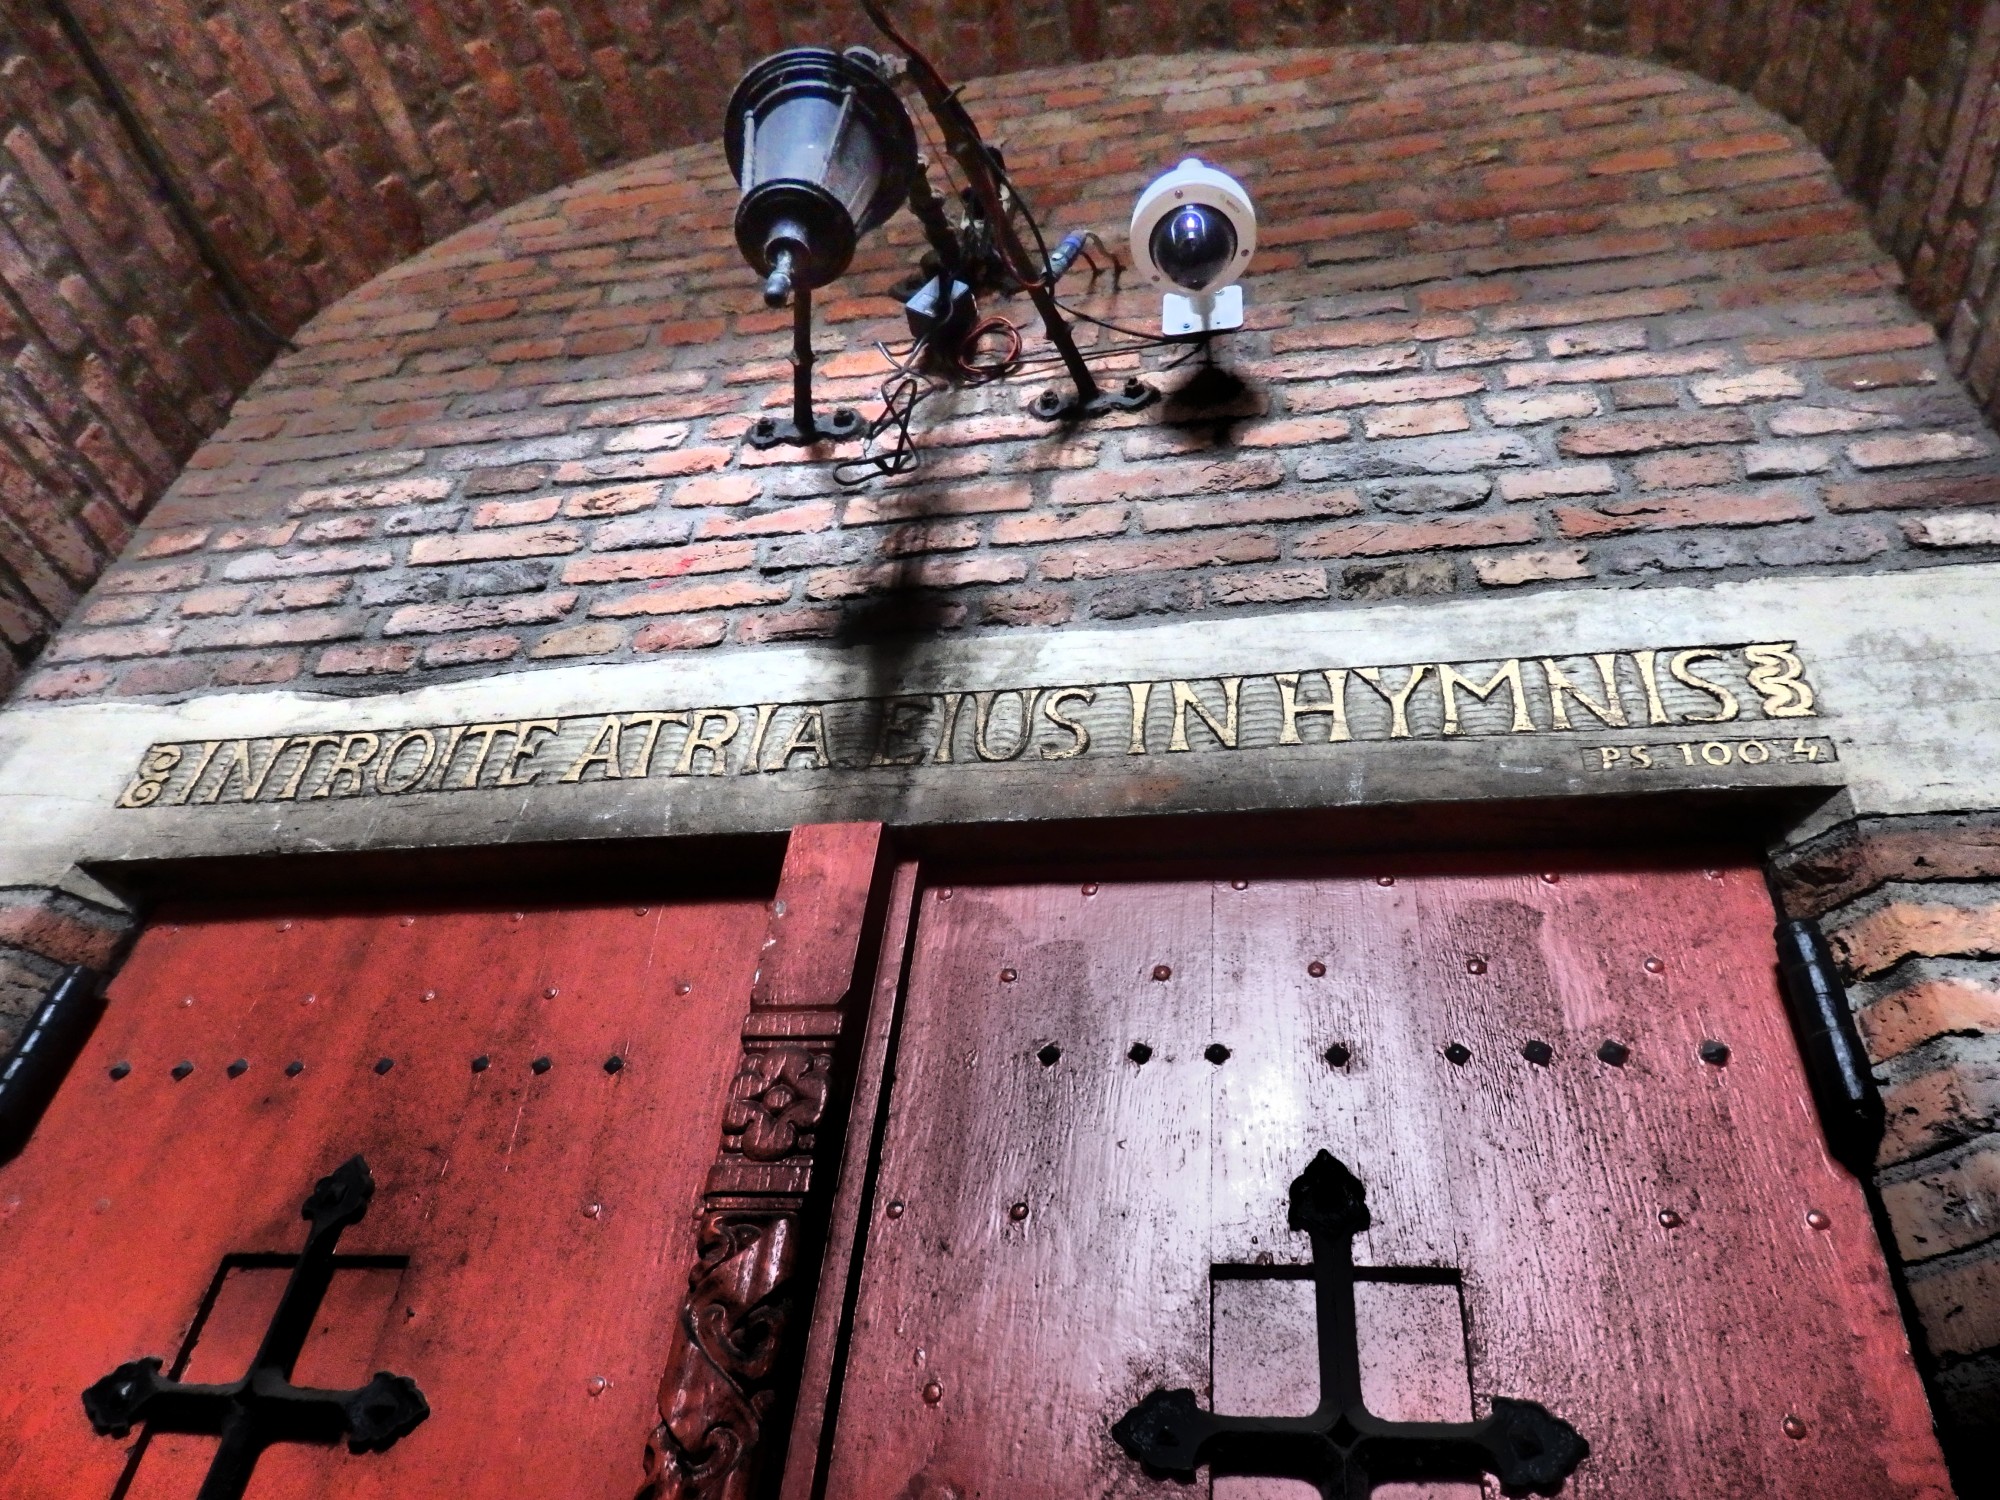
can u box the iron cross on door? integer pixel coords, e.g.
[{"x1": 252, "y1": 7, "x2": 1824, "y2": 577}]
[
  {"x1": 80, "y1": 1157, "x2": 429, "y2": 1500},
  {"x1": 1113, "y1": 1151, "x2": 1589, "y2": 1500}
]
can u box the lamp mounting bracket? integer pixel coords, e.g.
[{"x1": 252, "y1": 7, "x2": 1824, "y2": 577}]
[{"x1": 1029, "y1": 377, "x2": 1159, "y2": 423}]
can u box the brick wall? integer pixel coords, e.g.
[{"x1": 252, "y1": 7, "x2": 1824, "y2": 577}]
[
  {"x1": 1776, "y1": 814, "x2": 2000, "y2": 1467},
  {"x1": 6, "y1": 1, "x2": 2000, "y2": 692},
  {"x1": 16, "y1": 43, "x2": 2000, "y2": 702}
]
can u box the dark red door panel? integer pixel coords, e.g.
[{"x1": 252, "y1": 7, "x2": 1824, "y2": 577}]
[
  {"x1": 822, "y1": 866, "x2": 1951, "y2": 1498},
  {"x1": 0, "y1": 896, "x2": 765, "y2": 1499}
]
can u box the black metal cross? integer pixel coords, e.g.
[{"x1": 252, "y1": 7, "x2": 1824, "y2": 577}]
[
  {"x1": 82, "y1": 1156, "x2": 429, "y2": 1500},
  {"x1": 1113, "y1": 1151, "x2": 1589, "y2": 1499}
]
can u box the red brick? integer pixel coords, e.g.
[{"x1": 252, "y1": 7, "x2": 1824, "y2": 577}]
[
  {"x1": 382, "y1": 593, "x2": 578, "y2": 634},
  {"x1": 559, "y1": 540, "x2": 754, "y2": 584},
  {"x1": 591, "y1": 578, "x2": 791, "y2": 617},
  {"x1": 408, "y1": 526, "x2": 581, "y2": 564},
  {"x1": 1293, "y1": 514, "x2": 1539, "y2": 559},
  {"x1": 221, "y1": 546, "x2": 394, "y2": 581},
  {"x1": 846, "y1": 481, "x2": 1032, "y2": 524},
  {"x1": 1038, "y1": 531, "x2": 1281, "y2": 580},
  {"x1": 474, "y1": 496, "x2": 562, "y2": 527},
  {"x1": 45, "y1": 624, "x2": 176, "y2": 661},
  {"x1": 1237, "y1": 416, "x2": 1356, "y2": 448},
  {"x1": 1205, "y1": 568, "x2": 1330, "y2": 605},
  {"x1": 1824, "y1": 475, "x2": 2000, "y2": 513},
  {"x1": 1553, "y1": 486, "x2": 1813, "y2": 538},
  {"x1": 180, "y1": 610, "x2": 364, "y2": 650},
  {"x1": 1743, "y1": 325, "x2": 1936, "y2": 363},
  {"x1": 633, "y1": 618, "x2": 729, "y2": 652},
  {"x1": 805, "y1": 555, "x2": 1025, "y2": 600},
  {"x1": 1556, "y1": 412, "x2": 1756, "y2": 456},
  {"x1": 316, "y1": 643, "x2": 420, "y2": 676},
  {"x1": 530, "y1": 623, "x2": 626, "y2": 658},
  {"x1": 1050, "y1": 457, "x2": 1285, "y2": 508},
  {"x1": 423, "y1": 635, "x2": 522, "y2": 667},
  {"x1": 561, "y1": 483, "x2": 663, "y2": 518}
]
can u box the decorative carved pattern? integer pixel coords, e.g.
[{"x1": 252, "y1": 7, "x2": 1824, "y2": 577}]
[
  {"x1": 640, "y1": 822, "x2": 886, "y2": 1500},
  {"x1": 643, "y1": 1213, "x2": 798, "y2": 1500},
  {"x1": 722, "y1": 1047, "x2": 833, "y2": 1162}
]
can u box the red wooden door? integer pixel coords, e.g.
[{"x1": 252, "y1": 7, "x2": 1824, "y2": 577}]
[
  {"x1": 818, "y1": 864, "x2": 1953, "y2": 1498},
  {"x1": 0, "y1": 894, "x2": 766, "y2": 1498}
]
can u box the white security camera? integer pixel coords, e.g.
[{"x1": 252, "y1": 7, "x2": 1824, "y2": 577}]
[{"x1": 1129, "y1": 158, "x2": 1257, "y2": 336}]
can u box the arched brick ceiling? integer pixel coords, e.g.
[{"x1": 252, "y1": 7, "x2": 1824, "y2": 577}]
[{"x1": 32, "y1": 1, "x2": 1981, "y2": 330}]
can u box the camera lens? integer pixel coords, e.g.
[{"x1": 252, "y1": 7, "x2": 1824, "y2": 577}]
[{"x1": 1150, "y1": 203, "x2": 1238, "y2": 291}]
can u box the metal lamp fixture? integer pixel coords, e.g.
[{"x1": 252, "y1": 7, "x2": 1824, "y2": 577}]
[{"x1": 725, "y1": 46, "x2": 918, "y2": 446}]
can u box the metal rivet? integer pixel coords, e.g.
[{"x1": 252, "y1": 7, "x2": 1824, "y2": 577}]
[
  {"x1": 108, "y1": 1061, "x2": 130, "y2": 1081},
  {"x1": 586, "y1": 1376, "x2": 608, "y2": 1396},
  {"x1": 1128, "y1": 1042, "x2": 1153, "y2": 1065},
  {"x1": 400, "y1": 917, "x2": 414, "y2": 927},
  {"x1": 675, "y1": 982, "x2": 691, "y2": 996},
  {"x1": 543, "y1": 987, "x2": 559, "y2": 999},
  {"x1": 1806, "y1": 1209, "x2": 1831, "y2": 1230},
  {"x1": 1152, "y1": 964, "x2": 1172, "y2": 981},
  {"x1": 886, "y1": 1200, "x2": 905, "y2": 1219},
  {"x1": 1081, "y1": 883, "x2": 1098, "y2": 896},
  {"x1": 1204, "y1": 1043, "x2": 1231, "y2": 1065},
  {"x1": 180, "y1": 996, "x2": 194, "y2": 1008},
  {"x1": 171, "y1": 1060, "x2": 194, "y2": 1080},
  {"x1": 421, "y1": 990, "x2": 437, "y2": 1003},
  {"x1": 937, "y1": 888, "x2": 953, "y2": 901},
  {"x1": 1009, "y1": 1202, "x2": 1029, "y2": 1222},
  {"x1": 1467, "y1": 957, "x2": 1487, "y2": 975},
  {"x1": 1037, "y1": 1043, "x2": 1061, "y2": 1068},
  {"x1": 1230, "y1": 879, "x2": 1249, "y2": 890},
  {"x1": 999, "y1": 968, "x2": 1017, "y2": 983},
  {"x1": 374, "y1": 1057, "x2": 394, "y2": 1076},
  {"x1": 277, "y1": 921, "x2": 292, "y2": 932},
  {"x1": 636, "y1": 907, "x2": 648, "y2": 916},
  {"x1": 921, "y1": 1381, "x2": 943, "y2": 1404},
  {"x1": 301, "y1": 993, "x2": 315, "y2": 1006},
  {"x1": 1699, "y1": 1039, "x2": 1731, "y2": 1066},
  {"x1": 531, "y1": 1056, "x2": 553, "y2": 1074},
  {"x1": 583, "y1": 1203, "x2": 602, "y2": 1219},
  {"x1": 1540, "y1": 872, "x2": 1561, "y2": 884},
  {"x1": 1375, "y1": 876, "x2": 1395, "y2": 887},
  {"x1": 1522, "y1": 1040, "x2": 1553, "y2": 1066},
  {"x1": 604, "y1": 1055, "x2": 625, "y2": 1074},
  {"x1": 1658, "y1": 1208, "x2": 1682, "y2": 1229},
  {"x1": 1644, "y1": 956, "x2": 1665, "y2": 974},
  {"x1": 1782, "y1": 1415, "x2": 1806, "y2": 1440},
  {"x1": 1598, "y1": 1039, "x2": 1631, "y2": 1067},
  {"x1": 1443, "y1": 1042, "x2": 1472, "y2": 1066},
  {"x1": 512, "y1": 912, "x2": 525, "y2": 922},
  {"x1": 1307, "y1": 960, "x2": 1326, "y2": 977},
  {"x1": 227, "y1": 1058, "x2": 249, "y2": 1078},
  {"x1": 1324, "y1": 1043, "x2": 1351, "y2": 1068},
  {"x1": 471, "y1": 1055, "x2": 490, "y2": 1073},
  {"x1": 285, "y1": 1060, "x2": 304, "y2": 1078}
]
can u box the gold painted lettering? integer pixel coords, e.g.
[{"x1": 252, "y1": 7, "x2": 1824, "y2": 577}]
[
  {"x1": 1740, "y1": 739, "x2": 1771, "y2": 764},
  {"x1": 452, "y1": 723, "x2": 513, "y2": 789},
  {"x1": 1744, "y1": 643, "x2": 1816, "y2": 719},
  {"x1": 675, "y1": 709, "x2": 741, "y2": 776},
  {"x1": 498, "y1": 720, "x2": 560, "y2": 786},
  {"x1": 1355, "y1": 665, "x2": 1433, "y2": 739},
  {"x1": 1631, "y1": 745, "x2": 1653, "y2": 768},
  {"x1": 559, "y1": 717, "x2": 625, "y2": 783},
  {"x1": 1438, "y1": 660, "x2": 1534, "y2": 735},
  {"x1": 1598, "y1": 746, "x2": 1622, "y2": 770},
  {"x1": 310, "y1": 732, "x2": 381, "y2": 798},
  {"x1": 742, "y1": 704, "x2": 779, "y2": 774},
  {"x1": 1275, "y1": 671, "x2": 1351, "y2": 745},
  {"x1": 116, "y1": 744, "x2": 182, "y2": 808},
  {"x1": 204, "y1": 738, "x2": 293, "y2": 803},
  {"x1": 773, "y1": 706, "x2": 832, "y2": 770},
  {"x1": 1540, "y1": 655, "x2": 1628, "y2": 731},
  {"x1": 1632, "y1": 650, "x2": 1672, "y2": 726},
  {"x1": 165, "y1": 741, "x2": 222, "y2": 805},
  {"x1": 868, "y1": 700, "x2": 929, "y2": 768},
  {"x1": 621, "y1": 712, "x2": 688, "y2": 778},
  {"x1": 1040, "y1": 687, "x2": 1094, "y2": 760},
  {"x1": 932, "y1": 693, "x2": 965, "y2": 764},
  {"x1": 423, "y1": 725, "x2": 471, "y2": 791},
  {"x1": 375, "y1": 730, "x2": 438, "y2": 794},
  {"x1": 276, "y1": 735, "x2": 344, "y2": 800},
  {"x1": 1168, "y1": 678, "x2": 1241, "y2": 752},
  {"x1": 1670, "y1": 650, "x2": 1740, "y2": 723},
  {"x1": 1124, "y1": 683, "x2": 1152, "y2": 755},
  {"x1": 974, "y1": 690, "x2": 1040, "y2": 762}
]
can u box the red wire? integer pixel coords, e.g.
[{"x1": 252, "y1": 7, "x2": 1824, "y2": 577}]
[{"x1": 955, "y1": 315, "x2": 1022, "y2": 382}]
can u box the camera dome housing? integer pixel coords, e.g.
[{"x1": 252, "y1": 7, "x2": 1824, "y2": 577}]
[{"x1": 1130, "y1": 158, "x2": 1256, "y2": 334}]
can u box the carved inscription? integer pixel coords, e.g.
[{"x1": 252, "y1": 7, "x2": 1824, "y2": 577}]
[{"x1": 116, "y1": 642, "x2": 1822, "y2": 809}]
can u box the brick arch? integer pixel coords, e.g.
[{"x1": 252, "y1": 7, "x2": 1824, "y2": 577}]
[
  {"x1": 31, "y1": 40, "x2": 1998, "y2": 705},
  {"x1": 0, "y1": 2, "x2": 1993, "y2": 687}
]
